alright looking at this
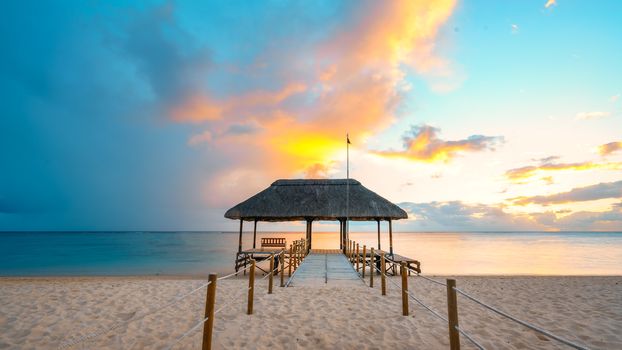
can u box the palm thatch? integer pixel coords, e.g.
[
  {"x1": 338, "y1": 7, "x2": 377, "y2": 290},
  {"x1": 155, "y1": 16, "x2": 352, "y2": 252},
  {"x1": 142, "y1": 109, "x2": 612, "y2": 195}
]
[{"x1": 224, "y1": 179, "x2": 408, "y2": 222}]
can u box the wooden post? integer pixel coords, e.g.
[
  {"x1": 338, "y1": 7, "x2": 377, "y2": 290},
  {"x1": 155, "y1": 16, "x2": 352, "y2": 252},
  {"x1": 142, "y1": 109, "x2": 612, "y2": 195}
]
[
  {"x1": 447, "y1": 279, "x2": 460, "y2": 350},
  {"x1": 356, "y1": 243, "x2": 360, "y2": 272},
  {"x1": 288, "y1": 244, "x2": 293, "y2": 276},
  {"x1": 381, "y1": 253, "x2": 386, "y2": 296},
  {"x1": 377, "y1": 219, "x2": 381, "y2": 250},
  {"x1": 280, "y1": 250, "x2": 285, "y2": 287},
  {"x1": 247, "y1": 260, "x2": 255, "y2": 314},
  {"x1": 401, "y1": 262, "x2": 408, "y2": 316},
  {"x1": 339, "y1": 219, "x2": 343, "y2": 251},
  {"x1": 308, "y1": 220, "x2": 313, "y2": 252},
  {"x1": 389, "y1": 219, "x2": 394, "y2": 256},
  {"x1": 362, "y1": 245, "x2": 367, "y2": 278},
  {"x1": 370, "y1": 248, "x2": 374, "y2": 288},
  {"x1": 237, "y1": 219, "x2": 243, "y2": 253},
  {"x1": 202, "y1": 274, "x2": 217, "y2": 350},
  {"x1": 252, "y1": 219, "x2": 258, "y2": 249},
  {"x1": 268, "y1": 253, "x2": 274, "y2": 294}
]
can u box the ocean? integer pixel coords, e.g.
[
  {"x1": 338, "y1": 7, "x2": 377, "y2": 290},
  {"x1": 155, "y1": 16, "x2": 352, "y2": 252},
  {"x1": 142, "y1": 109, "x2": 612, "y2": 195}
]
[{"x1": 1, "y1": 231, "x2": 621, "y2": 276}]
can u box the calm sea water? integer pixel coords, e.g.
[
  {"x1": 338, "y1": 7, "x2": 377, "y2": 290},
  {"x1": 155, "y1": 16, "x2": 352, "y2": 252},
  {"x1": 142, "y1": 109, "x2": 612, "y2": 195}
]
[{"x1": 0, "y1": 231, "x2": 621, "y2": 276}]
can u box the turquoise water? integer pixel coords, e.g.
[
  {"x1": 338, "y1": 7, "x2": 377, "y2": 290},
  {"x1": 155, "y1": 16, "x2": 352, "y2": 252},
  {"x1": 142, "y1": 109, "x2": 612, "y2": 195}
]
[{"x1": 1, "y1": 231, "x2": 621, "y2": 276}]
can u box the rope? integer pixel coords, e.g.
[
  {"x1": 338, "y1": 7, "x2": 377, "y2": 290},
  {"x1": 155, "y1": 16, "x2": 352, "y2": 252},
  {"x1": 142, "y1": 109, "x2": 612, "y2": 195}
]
[
  {"x1": 218, "y1": 263, "x2": 254, "y2": 281},
  {"x1": 455, "y1": 325, "x2": 486, "y2": 350},
  {"x1": 59, "y1": 281, "x2": 211, "y2": 349},
  {"x1": 453, "y1": 287, "x2": 589, "y2": 350},
  {"x1": 414, "y1": 272, "x2": 447, "y2": 287},
  {"x1": 167, "y1": 283, "x2": 253, "y2": 349},
  {"x1": 166, "y1": 315, "x2": 209, "y2": 349},
  {"x1": 405, "y1": 290, "x2": 447, "y2": 323}
]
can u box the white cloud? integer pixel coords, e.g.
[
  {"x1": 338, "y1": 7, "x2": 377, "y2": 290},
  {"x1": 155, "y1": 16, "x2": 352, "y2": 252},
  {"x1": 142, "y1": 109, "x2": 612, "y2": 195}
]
[{"x1": 575, "y1": 111, "x2": 611, "y2": 120}]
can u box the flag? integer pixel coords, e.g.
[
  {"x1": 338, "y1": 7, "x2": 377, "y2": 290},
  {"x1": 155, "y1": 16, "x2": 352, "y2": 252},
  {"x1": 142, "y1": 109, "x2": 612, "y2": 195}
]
[{"x1": 347, "y1": 134, "x2": 351, "y2": 144}]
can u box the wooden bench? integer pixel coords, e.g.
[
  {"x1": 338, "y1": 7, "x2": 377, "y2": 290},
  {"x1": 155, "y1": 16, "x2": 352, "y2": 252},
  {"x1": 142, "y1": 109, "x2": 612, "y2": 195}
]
[{"x1": 261, "y1": 237, "x2": 286, "y2": 249}]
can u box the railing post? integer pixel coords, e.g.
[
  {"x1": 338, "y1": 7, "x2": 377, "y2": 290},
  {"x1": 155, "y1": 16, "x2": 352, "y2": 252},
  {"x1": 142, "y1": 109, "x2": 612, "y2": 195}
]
[
  {"x1": 370, "y1": 247, "x2": 374, "y2": 288},
  {"x1": 247, "y1": 260, "x2": 255, "y2": 315},
  {"x1": 202, "y1": 273, "x2": 217, "y2": 350},
  {"x1": 362, "y1": 245, "x2": 367, "y2": 278},
  {"x1": 268, "y1": 253, "x2": 274, "y2": 294},
  {"x1": 401, "y1": 262, "x2": 408, "y2": 316},
  {"x1": 288, "y1": 244, "x2": 293, "y2": 276},
  {"x1": 356, "y1": 243, "x2": 360, "y2": 272},
  {"x1": 381, "y1": 252, "x2": 386, "y2": 296},
  {"x1": 280, "y1": 250, "x2": 285, "y2": 287},
  {"x1": 447, "y1": 279, "x2": 460, "y2": 350}
]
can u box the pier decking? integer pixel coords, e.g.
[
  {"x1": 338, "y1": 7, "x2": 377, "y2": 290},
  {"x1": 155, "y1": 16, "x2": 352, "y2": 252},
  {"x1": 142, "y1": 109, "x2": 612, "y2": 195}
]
[{"x1": 287, "y1": 250, "x2": 362, "y2": 287}]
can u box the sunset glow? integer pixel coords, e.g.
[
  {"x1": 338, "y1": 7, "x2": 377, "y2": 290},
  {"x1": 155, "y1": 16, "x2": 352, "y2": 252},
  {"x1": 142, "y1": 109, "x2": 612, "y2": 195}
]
[{"x1": 1, "y1": 0, "x2": 621, "y2": 231}]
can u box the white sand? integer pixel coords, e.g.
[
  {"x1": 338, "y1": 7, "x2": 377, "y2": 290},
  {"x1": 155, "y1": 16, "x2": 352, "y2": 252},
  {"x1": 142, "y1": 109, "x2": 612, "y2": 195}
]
[{"x1": 1, "y1": 275, "x2": 621, "y2": 349}]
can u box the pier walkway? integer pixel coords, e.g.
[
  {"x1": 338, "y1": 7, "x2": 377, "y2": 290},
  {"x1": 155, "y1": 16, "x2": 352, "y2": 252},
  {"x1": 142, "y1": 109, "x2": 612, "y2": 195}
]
[{"x1": 287, "y1": 249, "x2": 362, "y2": 287}]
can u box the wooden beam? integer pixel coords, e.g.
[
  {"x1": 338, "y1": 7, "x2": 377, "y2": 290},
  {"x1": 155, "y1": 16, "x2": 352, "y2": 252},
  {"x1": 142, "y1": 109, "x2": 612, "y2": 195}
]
[
  {"x1": 238, "y1": 219, "x2": 243, "y2": 253},
  {"x1": 389, "y1": 219, "x2": 394, "y2": 256},
  {"x1": 377, "y1": 219, "x2": 381, "y2": 250},
  {"x1": 252, "y1": 219, "x2": 257, "y2": 249}
]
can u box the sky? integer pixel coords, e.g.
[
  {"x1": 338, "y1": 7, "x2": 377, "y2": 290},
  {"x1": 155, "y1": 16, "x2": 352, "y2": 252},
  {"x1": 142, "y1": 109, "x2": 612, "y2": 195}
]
[{"x1": 1, "y1": 0, "x2": 621, "y2": 232}]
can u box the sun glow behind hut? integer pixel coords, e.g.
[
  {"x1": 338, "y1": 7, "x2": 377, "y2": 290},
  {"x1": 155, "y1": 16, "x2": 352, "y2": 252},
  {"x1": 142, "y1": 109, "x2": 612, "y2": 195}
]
[{"x1": 225, "y1": 179, "x2": 407, "y2": 256}]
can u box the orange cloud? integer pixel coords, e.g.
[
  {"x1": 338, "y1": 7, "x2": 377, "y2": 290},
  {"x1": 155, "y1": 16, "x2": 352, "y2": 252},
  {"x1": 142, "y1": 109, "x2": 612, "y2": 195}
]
[
  {"x1": 374, "y1": 124, "x2": 503, "y2": 162},
  {"x1": 506, "y1": 160, "x2": 622, "y2": 182},
  {"x1": 171, "y1": 83, "x2": 307, "y2": 123},
  {"x1": 544, "y1": 0, "x2": 557, "y2": 9},
  {"x1": 168, "y1": 1, "x2": 458, "y2": 203},
  {"x1": 599, "y1": 141, "x2": 622, "y2": 156}
]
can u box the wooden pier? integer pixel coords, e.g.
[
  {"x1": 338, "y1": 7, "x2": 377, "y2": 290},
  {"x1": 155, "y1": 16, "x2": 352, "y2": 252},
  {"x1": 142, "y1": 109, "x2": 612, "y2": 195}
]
[{"x1": 287, "y1": 250, "x2": 361, "y2": 287}]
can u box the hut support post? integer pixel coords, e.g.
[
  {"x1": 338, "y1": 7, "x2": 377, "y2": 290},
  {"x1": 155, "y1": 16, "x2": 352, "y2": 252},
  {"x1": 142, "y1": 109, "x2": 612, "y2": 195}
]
[
  {"x1": 307, "y1": 219, "x2": 313, "y2": 252},
  {"x1": 237, "y1": 219, "x2": 243, "y2": 253},
  {"x1": 389, "y1": 219, "x2": 394, "y2": 256},
  {"x1": 339, "y1": 219, "x2": 343, "y2": 251},
  {"x1": 356, "y1": 243, "x2": 360, "y2": 272},
  {"x1": 377, "y1": 219, "x2": 381, "y2": 250},
  {"x1": 252, "y1": 219, "x2": 257, "y2": 249}
]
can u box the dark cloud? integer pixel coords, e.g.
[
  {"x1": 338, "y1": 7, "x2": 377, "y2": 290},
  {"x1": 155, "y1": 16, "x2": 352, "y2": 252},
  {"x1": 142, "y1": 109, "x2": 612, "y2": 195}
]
[
  {"x1": 399, "y1": 200, "x2": 622, "y2": 231},
  {"x1": 512, "y1": 181, "x2": 622, "y2": 206}
]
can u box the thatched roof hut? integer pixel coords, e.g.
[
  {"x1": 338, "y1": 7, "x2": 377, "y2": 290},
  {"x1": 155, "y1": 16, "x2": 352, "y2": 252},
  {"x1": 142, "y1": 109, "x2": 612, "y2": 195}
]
[
  {"x1": 224, "y1": 179, "x2": 407, "y2": 221},
  {"x1": 225, "y1": 178, "x2": 406, "y2": 255}
]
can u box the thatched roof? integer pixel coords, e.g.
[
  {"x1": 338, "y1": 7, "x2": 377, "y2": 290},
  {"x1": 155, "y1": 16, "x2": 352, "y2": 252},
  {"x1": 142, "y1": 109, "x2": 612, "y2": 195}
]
[{"x1": 224, "y1": 179, "x2": 408, "y2": 222}]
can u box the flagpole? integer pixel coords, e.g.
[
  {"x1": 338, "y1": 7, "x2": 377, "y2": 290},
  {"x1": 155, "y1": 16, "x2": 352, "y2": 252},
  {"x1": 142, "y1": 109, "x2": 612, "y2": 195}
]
[{"x1": 346, "y1": 133, "x2": 349, "y2": 248}]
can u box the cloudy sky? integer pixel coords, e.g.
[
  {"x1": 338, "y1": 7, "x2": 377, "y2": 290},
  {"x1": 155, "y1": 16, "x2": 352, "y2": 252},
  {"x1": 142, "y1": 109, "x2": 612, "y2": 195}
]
[{"x1": 1, "y1": 0, "x2": 621, "y2": 231}]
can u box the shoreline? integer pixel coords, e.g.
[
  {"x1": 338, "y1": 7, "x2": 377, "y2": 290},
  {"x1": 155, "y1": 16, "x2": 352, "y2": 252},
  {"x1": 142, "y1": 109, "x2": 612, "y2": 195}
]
[{"x1": 2, "y1": 273, "x2": 622, "y2": 280}]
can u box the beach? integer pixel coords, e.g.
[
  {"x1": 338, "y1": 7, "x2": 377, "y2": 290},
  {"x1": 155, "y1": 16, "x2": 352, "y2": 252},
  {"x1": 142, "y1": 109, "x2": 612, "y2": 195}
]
[{"x1": 1, "y1": 275, "x2": 620, "y2": 349}]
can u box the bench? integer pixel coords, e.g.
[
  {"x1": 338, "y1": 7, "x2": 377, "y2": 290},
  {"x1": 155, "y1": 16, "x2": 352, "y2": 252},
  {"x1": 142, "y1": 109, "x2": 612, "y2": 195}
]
[{"x1": 261, "y1": 237, "x2": 287, "y2": 249}]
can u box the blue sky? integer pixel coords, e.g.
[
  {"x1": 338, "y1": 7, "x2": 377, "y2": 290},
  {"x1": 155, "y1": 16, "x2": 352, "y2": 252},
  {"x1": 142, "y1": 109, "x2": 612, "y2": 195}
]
[{"x1": 1, "y1": 0, "x2": 621, "y2": 231}]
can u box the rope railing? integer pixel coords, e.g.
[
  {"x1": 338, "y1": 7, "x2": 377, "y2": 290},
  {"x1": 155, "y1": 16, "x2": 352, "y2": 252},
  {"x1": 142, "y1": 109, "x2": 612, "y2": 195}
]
[
  {"x1": 453, "y1": 286, "x2": 589, "y2": 350},
  {"x1": 347, "y1": 239, "x2": 590, "y2": 350},
  {"x1": 61, "y1": 238, "x2": 310, "y2": 350},
  {"x1": 455, "y1": 325, "x2": 486, "y2": 350},
  {"x1": 58, "y1": 280, "x2": 212, "y2": 349}
]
